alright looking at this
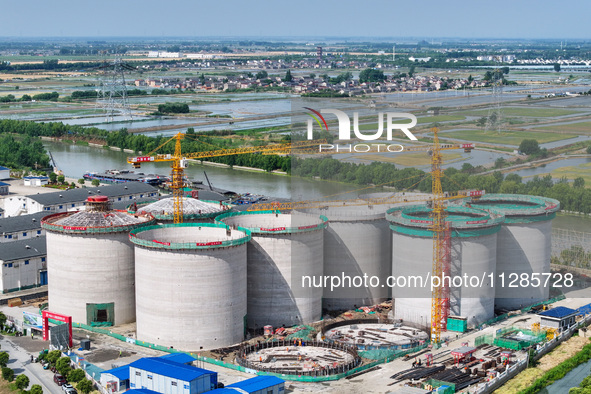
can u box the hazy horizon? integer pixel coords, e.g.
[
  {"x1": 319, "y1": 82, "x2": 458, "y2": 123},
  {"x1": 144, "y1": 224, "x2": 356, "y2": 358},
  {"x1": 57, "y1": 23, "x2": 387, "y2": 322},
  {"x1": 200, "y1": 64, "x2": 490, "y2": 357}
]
[{"x1": 0, "y1": 0, "x2": 589, "y2": 40}]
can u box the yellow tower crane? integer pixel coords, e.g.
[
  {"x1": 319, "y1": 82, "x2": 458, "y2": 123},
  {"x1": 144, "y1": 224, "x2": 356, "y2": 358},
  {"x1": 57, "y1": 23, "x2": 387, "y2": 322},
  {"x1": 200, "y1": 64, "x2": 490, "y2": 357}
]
[
  {"x1": 127, "y1": 132, "x2": 323, "y2": 223},
  {"x1": 128, "y1": 129, "x2": 480, "y2": 344}
]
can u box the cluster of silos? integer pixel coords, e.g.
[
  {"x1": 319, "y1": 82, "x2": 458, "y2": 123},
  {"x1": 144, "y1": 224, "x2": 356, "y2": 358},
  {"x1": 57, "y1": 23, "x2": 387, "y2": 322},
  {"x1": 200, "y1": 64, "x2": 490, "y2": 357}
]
[
  {"x1": 128, "y1": 196, "x2": 230, "y2": 222},
  {"x1": 302, "y1": 200, "x2": 393, "y2": 312},
  {"x1": 130, "y1": 223, "x2": 250, "y2": 350},
  {"x1": 387, "y1": 204, "x2": 505, "y2": 329},
  {"x1": 295, "y1": 193, "x2": 430, "y2": 312},
  {"x1": 216, "y1": 211, "x2": 327, "y2": 330},
  {"x1": 460, "y1": 194, "x2": 560, "y2": 311},
  {"x1": 42, "y1": 196, "x2": 155, "y2": 326}
]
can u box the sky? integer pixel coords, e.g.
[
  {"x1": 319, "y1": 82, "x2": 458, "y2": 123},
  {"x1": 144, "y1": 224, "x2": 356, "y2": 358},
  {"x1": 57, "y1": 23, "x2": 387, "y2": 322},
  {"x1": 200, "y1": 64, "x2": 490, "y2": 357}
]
[{"x1": 0, "y1": 0, "x2": 589, "y2": 40}]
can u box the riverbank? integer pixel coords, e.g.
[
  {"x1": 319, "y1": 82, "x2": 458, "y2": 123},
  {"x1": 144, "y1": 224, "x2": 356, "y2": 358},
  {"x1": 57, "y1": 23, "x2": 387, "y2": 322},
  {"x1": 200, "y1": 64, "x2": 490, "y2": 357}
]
[
  {"x1": 42, "y1": 136, "x2": 291, "y2": 177},
  {"x1": 494, "y1": 335, "x2": 591, "y2": 393}
]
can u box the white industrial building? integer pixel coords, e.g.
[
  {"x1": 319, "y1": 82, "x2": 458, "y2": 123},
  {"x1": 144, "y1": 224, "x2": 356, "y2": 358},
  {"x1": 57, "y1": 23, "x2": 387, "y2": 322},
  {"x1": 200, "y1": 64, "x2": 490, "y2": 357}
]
[
  {"x1": 3, "y1": 183, "x2": 158, "y2": 217},
  {"x1": 0, "y1": 236, "x2": 47, "y2": 293},
  {"x1": 0, "y1": 212, "x2": 47, "y2": 243},
  {"x1": 23, "y1": 176, "x2": 49, "y2": 187},
  {"x1": 0, "y1": 166, "x2": 10, "y2": 180}
]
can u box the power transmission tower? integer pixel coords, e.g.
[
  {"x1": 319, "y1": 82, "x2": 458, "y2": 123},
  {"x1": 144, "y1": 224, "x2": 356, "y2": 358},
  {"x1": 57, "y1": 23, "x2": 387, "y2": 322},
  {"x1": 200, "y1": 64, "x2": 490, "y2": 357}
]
[
  {"x1": 96, "y1": 57, "x2": 134, "y2": 121},
  {"x1": 485, "y1": 70, "x2": 503, "y2": 133}
]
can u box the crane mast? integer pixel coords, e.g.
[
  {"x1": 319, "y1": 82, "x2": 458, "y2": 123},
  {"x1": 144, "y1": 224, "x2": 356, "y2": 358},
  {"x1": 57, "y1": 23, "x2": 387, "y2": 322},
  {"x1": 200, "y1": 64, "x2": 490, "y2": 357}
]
[{"x1": 429, "y1": 127, "x2": 451, "y2": 343}]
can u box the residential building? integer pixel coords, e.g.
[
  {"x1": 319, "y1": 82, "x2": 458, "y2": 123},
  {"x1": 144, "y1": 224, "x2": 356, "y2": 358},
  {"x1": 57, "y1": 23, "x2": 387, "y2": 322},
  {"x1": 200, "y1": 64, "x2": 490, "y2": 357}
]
[
  {"x1": 0, "y1": 212, "x2": 47, "y2": 243},
  {"x1": 0, "y1": 236, "x2": 47, "y2": 293},
  {"x1": 3, "y1": 183, "x2": 158, "y2": 217}
]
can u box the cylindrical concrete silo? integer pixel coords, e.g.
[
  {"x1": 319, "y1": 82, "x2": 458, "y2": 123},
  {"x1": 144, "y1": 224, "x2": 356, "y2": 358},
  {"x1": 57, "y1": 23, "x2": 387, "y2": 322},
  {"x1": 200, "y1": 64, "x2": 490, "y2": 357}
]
[
  {"x1": 461, "y1": 194, "x2": 560, "y2": 311},
  {"x1": 216, "y1": 211, "x2": 326, "y2": 330},
  {"x1": 129, "y1": 196, "x2": 231, "y2": 222},
  {"x1": 387, "y1": 205, "x2": 504, "y2": 329},
  {"x1": 130, "y1": 223, "x2": 250, "y2": 351},
  {"x1": 42, "y1": 196, "x2": 155, "y2": 326},
  {"x1": 302, "y1": 201, "x2": 393, "y2": 312}
]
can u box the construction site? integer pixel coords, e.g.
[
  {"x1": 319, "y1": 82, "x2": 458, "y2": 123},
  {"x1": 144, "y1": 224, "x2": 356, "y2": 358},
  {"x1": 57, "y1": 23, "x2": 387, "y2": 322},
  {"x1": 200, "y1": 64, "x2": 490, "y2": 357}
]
[{"x1": 0, "y1": 126, "x2": 586, "y2": 394}]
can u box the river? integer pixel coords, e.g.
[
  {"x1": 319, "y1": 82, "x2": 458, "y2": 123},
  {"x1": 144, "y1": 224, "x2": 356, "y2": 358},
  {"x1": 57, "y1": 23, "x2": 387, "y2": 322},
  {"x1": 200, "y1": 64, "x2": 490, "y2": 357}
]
[
  {"x1": 42, "y1": 140, "x2": 362, "y2": 200},
  {"x1": 42, "y1": 139, "x2": 591, "y2": 232},
  {"x1": 538, "y1": 357, "x2": 591, "y2": 393}
]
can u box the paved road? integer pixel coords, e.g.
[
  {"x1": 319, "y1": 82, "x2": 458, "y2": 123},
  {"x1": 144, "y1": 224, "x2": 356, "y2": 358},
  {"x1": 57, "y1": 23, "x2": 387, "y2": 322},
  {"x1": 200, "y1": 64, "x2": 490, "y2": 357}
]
[{"x1": 0, "y1": 337, "x2": 62, "y2": 394}]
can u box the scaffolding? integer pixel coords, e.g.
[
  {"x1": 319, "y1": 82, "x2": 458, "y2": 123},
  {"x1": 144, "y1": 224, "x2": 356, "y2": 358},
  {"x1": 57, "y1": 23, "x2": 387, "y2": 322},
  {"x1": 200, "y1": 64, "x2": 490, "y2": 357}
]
[{"x1": 552, "y1": 228, "x2": 591, "y2": 268}]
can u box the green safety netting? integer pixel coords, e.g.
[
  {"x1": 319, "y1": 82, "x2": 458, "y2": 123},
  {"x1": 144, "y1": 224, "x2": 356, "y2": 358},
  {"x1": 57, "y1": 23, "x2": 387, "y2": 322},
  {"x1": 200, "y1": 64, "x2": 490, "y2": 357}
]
[
  {"x1": 285, "y1": 325, "x2": 315, "y2": 340},
  {"x1": 215, "y1": 210, "x2": 328, "y2": 235},
  {"x1": 424, "y1": 379, "x2": 455, "y2": 394},
  {"x1": 493, "y1": 327, "x2": 546, "y2": 350},
  {"x1": 359, "y1": 349, "x2": 399, "y2": 360},
  {"x1": 86, "y1": 303, "x2": 114, "y2": 326},
  {"x1": 129, "y1": 222, "x2": 251, "y2": 250}
]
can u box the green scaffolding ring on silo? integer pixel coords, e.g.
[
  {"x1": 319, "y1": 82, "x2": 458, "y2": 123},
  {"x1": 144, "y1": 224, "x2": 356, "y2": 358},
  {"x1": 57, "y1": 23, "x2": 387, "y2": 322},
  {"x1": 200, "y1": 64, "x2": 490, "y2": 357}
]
[
  {"x1": 129, "y1": 222, "x2": 251, "y2": 250},
  {"x1": 214, "y1": 210, "x2": 329, "y2": 235}
]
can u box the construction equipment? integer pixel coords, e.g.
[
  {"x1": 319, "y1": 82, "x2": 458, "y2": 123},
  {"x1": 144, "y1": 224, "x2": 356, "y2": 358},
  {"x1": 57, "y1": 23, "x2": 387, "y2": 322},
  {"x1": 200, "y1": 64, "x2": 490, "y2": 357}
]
[
  {"x1": 127, "y1": 129, "x2": 476, "y2": 342},
  {"x1": 429, "y1": 127, "x2": 451, "y2": 343},
  {"x1": 127, "y1": 132, "x2": 324, "y2": 223}
]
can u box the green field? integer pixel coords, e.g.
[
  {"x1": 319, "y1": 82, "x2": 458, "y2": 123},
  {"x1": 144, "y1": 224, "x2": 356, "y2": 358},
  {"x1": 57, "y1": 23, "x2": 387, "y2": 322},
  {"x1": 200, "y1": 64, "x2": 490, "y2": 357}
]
[
  {"x1": 456, "y1": 107, "x2": 580, "y2": 118},
  {"x1": 357, "y1": 115, "x2": 466, "y2": 131},
  {"x1": 534, "y1": 121, "x2": 591, "y2": 134},
  {"x1": 356, "y1": 152, "x2": 462, "y2": 166},
  {"x1": 441, "y1": 129, "x2": 575, "y2": 146},
  {"x1": 551, "y1": 163, "x2": 591, "y2": 186}
]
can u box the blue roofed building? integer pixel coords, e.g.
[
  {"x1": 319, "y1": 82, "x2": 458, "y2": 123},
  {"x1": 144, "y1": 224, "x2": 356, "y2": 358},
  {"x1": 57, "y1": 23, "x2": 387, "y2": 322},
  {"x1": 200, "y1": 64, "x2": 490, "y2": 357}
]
[
  {"x1": 0, "y1": 182, "x2": 9, "y2": 196},
  {"x1": 208, "y1": 376, "x2": 285, "y2": 394},
  {"x1": 100, "y1": 354, "x2": 213, "y2": 394},
  {"x1": 158, "y1": 353, "x2": 196, "y2": 365},
  {"x1": 539, "y1": 306, "x2": 577, "y2": 330},
  {"x1": 129, "y1": 357, "x2": 217, "y2": 394}
]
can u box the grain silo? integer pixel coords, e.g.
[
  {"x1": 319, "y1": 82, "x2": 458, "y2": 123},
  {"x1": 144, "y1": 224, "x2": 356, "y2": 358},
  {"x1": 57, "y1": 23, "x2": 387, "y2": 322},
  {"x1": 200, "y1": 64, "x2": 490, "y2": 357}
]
[
  {"x1": 387, "y1": 205, "x2": 504, "y2": 329},
  {"x1": 130, "y1": 223, "x2": 250, "y2": 350},
  {"x1": 461, "y1": 194, "x2": 560, "y2": 311},
  {"x1": 216, "y1": 211, "x2": 326, "y2": 330},
  {"x1": 129, "y1": 196, "x2": 231, "y2": 222},
  {"x1": 302, "y1": 201, "x2": 392, "y2": 312},
  {"x1": 42, "y1": 196, "x2": 155, "y2": 326}
]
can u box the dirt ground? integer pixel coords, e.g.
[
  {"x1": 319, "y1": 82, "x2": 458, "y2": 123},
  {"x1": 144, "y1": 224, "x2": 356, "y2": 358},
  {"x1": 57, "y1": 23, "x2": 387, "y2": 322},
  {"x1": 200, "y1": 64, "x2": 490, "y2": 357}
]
[{"x1": 493, "y1": 335, "x2": 591, "y2": 393}]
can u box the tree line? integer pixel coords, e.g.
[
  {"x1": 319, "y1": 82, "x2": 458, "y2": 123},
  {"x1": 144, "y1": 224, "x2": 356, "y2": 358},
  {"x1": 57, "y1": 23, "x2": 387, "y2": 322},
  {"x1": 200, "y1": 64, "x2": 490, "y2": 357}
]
[
  {"x1": 0, "y1": 119, "x2": 289, "y2": 172},
  {"x1": 0, "y1": 134, "x2": 50, "y2": 169},
  {"x1": 292, "y1": 157, "x2": 591, "y2": 214}
]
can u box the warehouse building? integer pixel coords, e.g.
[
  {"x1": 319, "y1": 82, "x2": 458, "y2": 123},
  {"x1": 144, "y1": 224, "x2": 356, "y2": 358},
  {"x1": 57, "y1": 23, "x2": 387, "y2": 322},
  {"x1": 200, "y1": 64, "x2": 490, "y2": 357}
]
[
  {"x1": 0, "y1": 212, "x2": 47, "y2": 243},
  {"x1": 0, "y1": 236, "x2": 47, "y2": 293},
  {"x1": 3, "y1": 183, "x2": 158, "y2": 217}
]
